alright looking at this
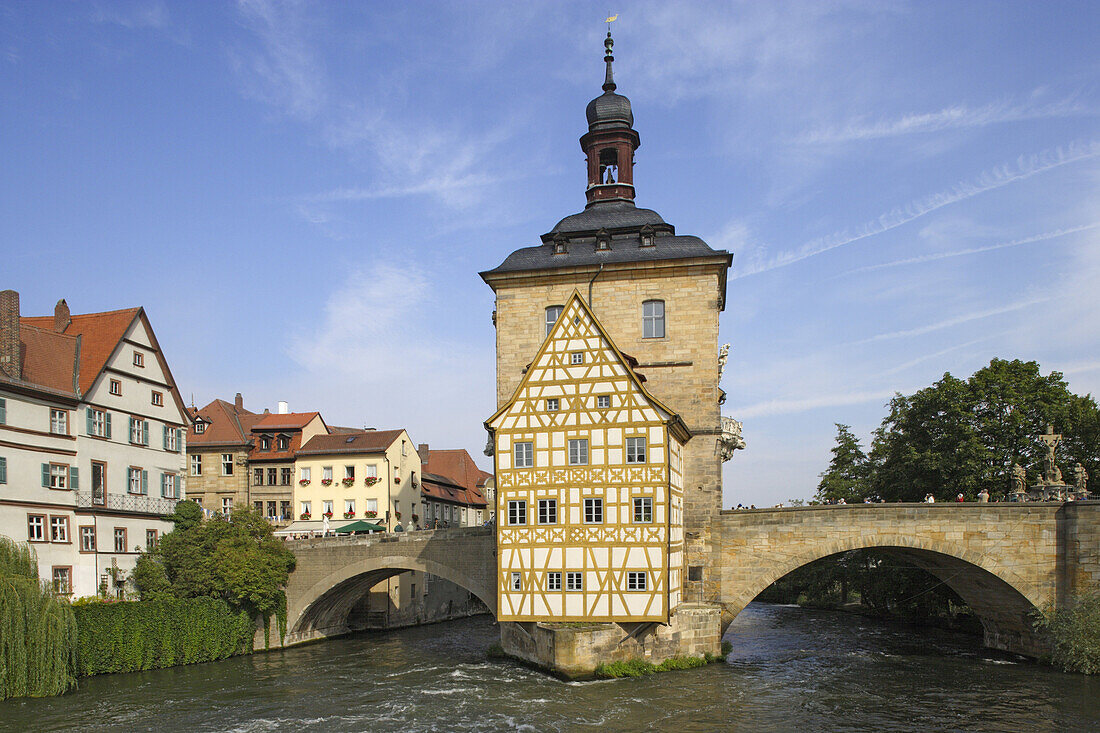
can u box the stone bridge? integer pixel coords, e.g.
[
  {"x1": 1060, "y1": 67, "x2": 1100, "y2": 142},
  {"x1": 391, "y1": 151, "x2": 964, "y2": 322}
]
[{"x1": 279, "y1": 503, "x2": 1099, "y2": 657}]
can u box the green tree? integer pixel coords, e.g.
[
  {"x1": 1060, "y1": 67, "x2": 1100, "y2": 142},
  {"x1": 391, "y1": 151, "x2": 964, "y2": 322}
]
[
  {"x1": 134, "y1": 503, "x2": 296, "y2": 629},
  {"x1": 816, "y1": 424, "x2": 870, "y2": 503}
]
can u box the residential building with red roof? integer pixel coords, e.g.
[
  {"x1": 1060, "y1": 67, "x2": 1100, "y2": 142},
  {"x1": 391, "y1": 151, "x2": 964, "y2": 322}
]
[
  {"x1": 186, "y1": 393, "x2": 260, "y2": 515},
  {"x1": 0, "y1": 291, "x2": 190, "y2": 599},
  {"x1": 416, "y1": 444, "x2": 492, "y2": 527}
]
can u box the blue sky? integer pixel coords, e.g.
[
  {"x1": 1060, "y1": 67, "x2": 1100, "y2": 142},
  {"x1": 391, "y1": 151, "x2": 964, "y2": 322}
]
[{"x1": 2, "y1": 1, "x2": 1098, "y2": 507}]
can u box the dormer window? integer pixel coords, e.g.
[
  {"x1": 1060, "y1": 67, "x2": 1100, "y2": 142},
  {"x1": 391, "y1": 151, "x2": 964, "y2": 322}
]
[
  {"x1": 639, "y1": 224, "x2": 655, "y2": 248},
  {"x1": 595, "y1": 228, "x2": 611, "y2": 251},
  {"x1": 277, "y1": 435, "x2": 289, "y2": 451},
  {"x1": 552, "y1": 234, "x2": 568, "y2": 255},
  {"x1": 260, "y1": 435, "x2": 271, "y2": 451},
  {"x1": 194, "y1": 421, "x2": 206, "y2": 434}
]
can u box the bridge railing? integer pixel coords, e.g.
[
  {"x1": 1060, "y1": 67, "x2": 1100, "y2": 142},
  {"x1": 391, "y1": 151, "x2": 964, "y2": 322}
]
[{"x1": 285, "y1": 524, "x2": 492, "y2": 548}]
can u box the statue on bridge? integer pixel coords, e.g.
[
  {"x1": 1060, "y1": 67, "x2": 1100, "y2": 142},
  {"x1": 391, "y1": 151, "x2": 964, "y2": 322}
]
[
  {"x1": 1038, "y1": 424, "x2": 1063, "y2": 486},
  {"x1": 1074, "y1": 463, "x2": 1089, "y2": 498},
  {"x1": 1010, "y1": 463, "x2": 1027, "y2": 500}
]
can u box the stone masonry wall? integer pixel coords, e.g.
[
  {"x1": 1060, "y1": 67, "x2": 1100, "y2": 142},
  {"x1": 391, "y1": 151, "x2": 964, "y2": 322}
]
[
  {"x1": 491, "y1": 262, "x2": 727, "y2": 604},
  {"x1": 499, "y1": 603, "x2": 722, "y2": 679}
]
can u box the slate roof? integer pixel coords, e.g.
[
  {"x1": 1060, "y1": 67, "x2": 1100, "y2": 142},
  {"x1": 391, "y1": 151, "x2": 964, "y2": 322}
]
[
  {"x1": 481, "y1": 201, "x2": 730, "y2": 278},
  {"x1": 296, "y1": 428, "x2": 404, "y2": 456}
]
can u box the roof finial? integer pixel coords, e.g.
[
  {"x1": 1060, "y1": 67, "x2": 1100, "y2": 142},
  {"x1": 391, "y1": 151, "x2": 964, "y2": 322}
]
[{"x1": 602, "y1": 24, "x2": 616, "y2": 92}]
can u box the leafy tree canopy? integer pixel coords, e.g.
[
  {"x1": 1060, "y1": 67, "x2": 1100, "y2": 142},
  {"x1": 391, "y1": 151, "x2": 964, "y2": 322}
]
[{"x1": 134, "y1": 503, "x2": 296, "y2": 622}]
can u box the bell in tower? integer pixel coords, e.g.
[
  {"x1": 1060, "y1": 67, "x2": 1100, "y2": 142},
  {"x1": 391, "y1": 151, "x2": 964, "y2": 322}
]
[{"x1": 581, "y1": 31, "x2": 640, "y2": 206}]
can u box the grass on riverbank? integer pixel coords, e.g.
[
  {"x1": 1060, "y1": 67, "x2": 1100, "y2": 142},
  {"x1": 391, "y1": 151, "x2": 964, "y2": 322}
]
[{"x1": 594, "y1": 642, "x2": 733, "y2": 679}]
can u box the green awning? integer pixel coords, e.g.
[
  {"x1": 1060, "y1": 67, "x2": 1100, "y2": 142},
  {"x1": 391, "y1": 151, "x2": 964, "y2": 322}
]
[{"x1": 336, "y1": 520, "x2": 386, "y2": 534}]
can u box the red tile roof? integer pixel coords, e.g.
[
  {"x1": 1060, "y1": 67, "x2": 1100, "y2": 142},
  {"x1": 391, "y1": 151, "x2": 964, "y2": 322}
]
[
  {"x1": 421, "y1": 473, "x2": 488, "y2": 508},
  {"x1": 17, "y1": 324, "x2": 79, "y2": 394},
  {"x1": 22, "y1": 307, "x2": 140, "y2": 394},
  {"x1": 297, "y1": 429, "x2": 404, "y2": 456},
  {"x1": 251, "y1": 412, "x2": 322, "y2": 431},
  {"x1": 421, "y1": 449, "x2": 491, "y2": 508},
  {"x1": 188, "y1": 398, "x2": 260, "y2": 447}
]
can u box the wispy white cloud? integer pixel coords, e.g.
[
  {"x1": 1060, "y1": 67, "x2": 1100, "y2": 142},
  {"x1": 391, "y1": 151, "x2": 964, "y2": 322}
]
[
  {"x1": 797, "y1": 97, "x2": 1090, "y2": 144},
  {"x1": 734, "y1": 140, "x2": 1100, "y2": 278},
  {"x1": 836, "y1": 222, "x2": 1100, "y2": 278},
  {"x1": 851, "y1": 297, "x2": 1052, "y2": 345},
  {"x1": 737, "y1": 388, "x2": 900, "y2": 419},
  {"x1": 91, "y1": 1, "x2": 169, "y2": 30},
  {"x1": 879, "y1": 337, "x2": 997, "y2": 376}
]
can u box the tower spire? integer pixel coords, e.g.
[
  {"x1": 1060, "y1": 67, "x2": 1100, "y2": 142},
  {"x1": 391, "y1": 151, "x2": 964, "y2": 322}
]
[{"x1": 603, "y1": 31, "x2": 616, "y2": 92}]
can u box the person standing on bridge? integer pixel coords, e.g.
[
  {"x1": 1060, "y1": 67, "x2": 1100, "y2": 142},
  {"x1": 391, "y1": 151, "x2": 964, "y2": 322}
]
[
  {"x1": 924, "y1": 493, "x2": 935, "y2": 503},
  {"x1": 955, "y1": 493, "x2": 965, "y2": 503},
  {"x1": 978, "y1": 488, "x2": 990, "y2": 503}
]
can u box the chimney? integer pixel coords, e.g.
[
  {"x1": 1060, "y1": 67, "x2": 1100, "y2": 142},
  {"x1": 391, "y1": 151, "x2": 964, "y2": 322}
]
[
  {"x1": 277, "y1": 401, "x2": 288, "y2": 414},
  {"x1": 418, "y1": 443, "x2": 430, "y2": 464},
  {"x1": 234, "y1": 392, "x2": 243, "y2": 410},
  {"x1": 54, "y1": 299, "x2": 70, "y2": 332},
  {"x1": 0, "y1": 289, "x2": 21, "y2": 380}
]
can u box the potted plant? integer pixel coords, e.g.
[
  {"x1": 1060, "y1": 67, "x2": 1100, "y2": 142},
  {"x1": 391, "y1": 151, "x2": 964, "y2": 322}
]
[
  {"x1": 323, "y1": 511, "x2": 333, "y2": 518},
  {"x1": 411, "y1": 513, "x2": 420, "y2": 523},
  {"x1": 393, "y1": 511, "x2": 402, "y2": 521},
  {"x1": 341, "y1": 477, "x2": 356, "y2": 487},
  {"x1": 393, "y1": 476, "x2": 401, "y2": 484},
  {"x1": 365, "y1": 510, "x2": 378, "y2": 518},
  {"x1": 343, "y1": 511, "x2": 355, "y2": 519},
  {"x1": 321, "y1": 478, "x2": 333, "y2": 486},
  {"x1": 300, "y1": 512, "x2": 311, "y2": 520},
  {"x1": 365, "y1": 476, "x2": 381, "y2": 487},
  {"x1": 298, "y1": 479, "x2": 311, "y2": 486}
]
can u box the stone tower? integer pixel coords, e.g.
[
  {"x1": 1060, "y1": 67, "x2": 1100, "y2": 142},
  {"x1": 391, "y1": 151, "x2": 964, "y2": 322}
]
[{"x1": 481, "y1": 32, "x2": 734, "y2": 605}]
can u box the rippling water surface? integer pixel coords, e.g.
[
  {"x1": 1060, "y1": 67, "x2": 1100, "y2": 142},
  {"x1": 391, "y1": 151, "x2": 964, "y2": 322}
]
[{"x1": 3, "y1": 603, "x2": 1098, "y2": 732}]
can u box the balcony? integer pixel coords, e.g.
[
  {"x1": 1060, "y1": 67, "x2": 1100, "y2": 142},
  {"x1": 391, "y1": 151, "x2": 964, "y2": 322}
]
[{"x1": 75, "y1": 491, "x2": 179, "y2": 516}]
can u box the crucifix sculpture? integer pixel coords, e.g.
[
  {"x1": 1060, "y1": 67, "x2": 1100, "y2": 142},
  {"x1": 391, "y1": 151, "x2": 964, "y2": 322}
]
[{"x1": 1038, "y1": 424, "x2": 1063, "y2": 485}]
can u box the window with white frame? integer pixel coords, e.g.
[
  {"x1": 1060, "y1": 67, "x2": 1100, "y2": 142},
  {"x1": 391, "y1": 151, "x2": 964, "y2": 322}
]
[
  {"x1": 162, "y1": 473, "x2": 178, "y2": 499},
  {"x1": 151, "y1": 391, "x2": 163, "y2": 407},
  {"x1": 221, "y1": 497, "x2": 233, "y2": 513},
  {"x1": 508, "y1": 500, "x2": 526, "y2": 525},
  {"x1": 344, "y1": 465, "x2": 355, "y2": 480},
  {"x1": 344, "y1": 499, "x2": 355, "y2": 515},
  {"x1": 48, "y1": 463, "x2": 67, "y2": 489},
  {"x1": 643, "y1": 300, "x2": 665, "y2": 338},
  {"x1": 365, "y1": 464, "x2": 377, "y2": 478},
  {"x1": 114, "y1": 527, "x2": 126, "y2": 552},
  {"x1": 128, "y1": 467, "x2": 145, "y2": 494},
  {"x1": 566, "y1": 572, "x2": 583, "y2": 591},
  {"x1": 546, "y1": 572, "x2": 562, "y2": 591},
  {"x1": 546, "y1": 398, "x2": 559, "y2": 411},
  {"x1": 221, "y1": 454, "x2": 233, "y2": 476},
  {"x1": 50, "y1": 516, "x2": 68, "y2": 542},
  {"x1": 545, "y1": 305, "x2": 563, "y2": 336},
  {"x1": 164, "y1": 426, "x2": 178, "y2": 451},
  {"x1": 626, "y1": 572, "x2": 648, "y2": 591},
  {"x1": 133, "y1": 351, "x2": 144, "y2": 367},
  {"x1": 28, "y1": 515, "x2": 45, "y2": 542},
  {"x1": 365, "y1": 498, "x2": 378, "y2": 514},
  {"x1": 571, "y1": 352, "x2": 584, "y2": 365},
  {"x1": 583, "y1": 497, "x2": 603, "y2": 524},
  {"x1": 514, "y1": 441, "x2": 534, "y2": 468},
  {"x1": 568, "y1": 439, "x2": 588, "y2": 465},
  {"x1": 597, "y1": 395, "x2": 610, "y2": 409},
  {"x1": 322, "y1": 466, "x2": 333, "y2": 481},
  {"x1": 253, "y1": 468, "x2": 264, "y2": 486},
  {"x1": 80, "y1": 526, "x2": 96, "y2": 552},
  {"x1": 194, "y1": 421, "x2": 206, "y2": 433},
  {"x1": 300, "y1": 501, "x2": 311, "y2": 516},
  {"x1": 510, "y1": 572, "x2": 522, "y2": 591},
  {"x1": 191, "y1": 454, "x2": 202, "y2": 475},
  {"x1": 50, "y1": 409, "x2": 68, "y2": 435},
  {"x1": 146, "y1": 529, "x2": 158, "y2": 549},
  {"x1": 88, "y1": 408, "x2": 109, "y2": 437},
  {"x1": 130, "y1": 417, "x2": 146, "y2": 444},
  {"x1": 323, "y1": 500, "x2": 334, "y2": 516},
  {"x1": 633, "y1": 497, "x2": 653, "y2": 523},
  {"x1": 626, "y1": 436, "x2": 647, "y2": 464},
  {"x1": 52, "y1": 567, "x2": 71, "y2": 595},
  {"x1": 300, "y1": 466, "x2": 311, "y2": 482},
  {"x1": 109, "y1": 379, "x2": 122, "y2": 395},
  {"x1": 538, "y1": 499, "x2": 557, "y2": 524}
]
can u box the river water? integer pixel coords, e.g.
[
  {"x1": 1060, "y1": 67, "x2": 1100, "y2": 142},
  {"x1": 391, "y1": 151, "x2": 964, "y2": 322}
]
[{"x1": 3, "y1": 603, "x2": 1097, "y2": 732}]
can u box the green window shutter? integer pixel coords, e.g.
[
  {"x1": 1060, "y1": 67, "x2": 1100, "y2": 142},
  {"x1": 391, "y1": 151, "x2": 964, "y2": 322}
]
[
  {"x1": 70, "y1": 466, "x2": 79, "y2": 490},
  {"x1": 175, "y1": 428, "x2": 182, "y2": 450},
  {"x1": 141, "y1": 470, "x2": 148, "y2": 495},
  {"x1": 0, "y1": 457, "x2": 7, "y2": 484},
  {"x1": 129, "y1": 416, "x2": 135, "y2": 439},
  {"x1": 160, "y1": 473, "x2": 166, "y2": 497},
  {"x1": 42, "y1": 463, "x2": 50, "y2": 487},
  {"x1": 86, "y1": 408, "x2": 94, "y2": 435},
  {"x1": 0, "y1": 397, "x2": 6, "y2": 424},
  {"x1": 105, "y1": 412, "x2": 112, "y2": 439},
  {"x1": 143, "y1": 420, "x2": 150, "y2": 446},
  {"x1": 162, "y1": 425, "x2": 168, "y2": 450}
]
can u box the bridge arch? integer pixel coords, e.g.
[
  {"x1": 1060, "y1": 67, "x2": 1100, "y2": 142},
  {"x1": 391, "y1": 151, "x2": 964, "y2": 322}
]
[
  {"x1": 720, "y1": 529, "x2": 1050, "y2": 657},
  {"x1": 290, "y1": 554, "x2": 497, "y2": 639}
]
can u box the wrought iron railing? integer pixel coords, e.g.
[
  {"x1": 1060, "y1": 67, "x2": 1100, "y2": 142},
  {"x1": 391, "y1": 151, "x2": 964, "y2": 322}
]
[{"x1": 75, "y1": 491, "x2": 179, "y2": 516}]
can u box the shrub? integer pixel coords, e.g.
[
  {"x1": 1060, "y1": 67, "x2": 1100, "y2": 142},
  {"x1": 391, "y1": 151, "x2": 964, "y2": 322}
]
[{"x1": 1035, "y1": 591, "x2": 1100, "y2": 674}]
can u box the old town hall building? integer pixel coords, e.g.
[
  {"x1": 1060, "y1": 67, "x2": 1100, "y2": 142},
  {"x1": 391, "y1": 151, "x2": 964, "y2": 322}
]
[{"x1": 482, "y1": 33, "x2": 736, "y2": 668}]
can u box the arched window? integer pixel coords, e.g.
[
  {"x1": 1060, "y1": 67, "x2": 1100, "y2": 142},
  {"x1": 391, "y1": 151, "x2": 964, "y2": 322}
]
[
  {"x1": 642, "y1": 300, "x2": 665, "y2": 339},
  {"x1": 545, "y1": 305, "x2": 564, "y2": 336}
]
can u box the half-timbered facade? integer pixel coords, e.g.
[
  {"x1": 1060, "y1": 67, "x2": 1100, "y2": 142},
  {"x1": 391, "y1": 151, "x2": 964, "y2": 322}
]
[{"x1": 488, "y1": 291, "x2": 690, "y2": 622}]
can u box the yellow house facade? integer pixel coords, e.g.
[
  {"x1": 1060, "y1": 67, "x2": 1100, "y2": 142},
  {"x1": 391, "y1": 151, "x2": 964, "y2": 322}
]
[
  {"x1": 487, "y1": 292, "x2": 690, "y2": 623},
  {"x1": 292, "y1": 429, "x2": 421, "y2": 530}
]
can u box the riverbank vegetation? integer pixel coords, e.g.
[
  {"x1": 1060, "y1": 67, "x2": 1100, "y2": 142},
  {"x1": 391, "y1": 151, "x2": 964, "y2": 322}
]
[
  {"x1": 72, "y1": 597, "x2": 254, "y2": 676},
  {"x1": 594, "y1": 644, "x2": 732, "y2": 679},
  {"x1": 1035, "y1": 591, "x2": 1100, "y2": 674},
  {"x1": 0, "y1": 537, "x2": 77, "y2": 700},
  {"x1": 133, "y1": 501, "x2": 296, "y2": 647}
]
